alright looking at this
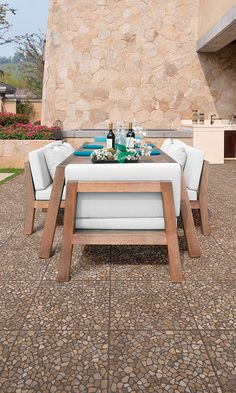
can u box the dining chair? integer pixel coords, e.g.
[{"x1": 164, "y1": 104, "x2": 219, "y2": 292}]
[
  {"x1": 24, "y1": 141, "x2": 73, "y2": 235},
  {"x1": 57, "y1": 162, "x2": 183, "y2": 283},
  {"x1": 161, "y1": 138, "x2": 210, "y2": 235}
]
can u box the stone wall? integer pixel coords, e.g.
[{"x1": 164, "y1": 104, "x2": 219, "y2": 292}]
[
  {"x1": 42, "y1": 0, "x2": 236, "y2": 130},
  {"x1": 0, "y1": 140, "x2": 53, "y2": 168}
]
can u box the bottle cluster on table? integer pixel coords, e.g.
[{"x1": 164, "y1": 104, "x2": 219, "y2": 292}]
[{"x1": 106, "y1": 122, "x2": 136, "y2": 149}]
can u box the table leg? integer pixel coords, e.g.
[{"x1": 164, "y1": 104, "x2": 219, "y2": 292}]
[
  {"x1": 39, "y1": 166, "x2": 65, "y2": 259},
  {"x1": 180, "y1": 172, "x2": 201, "y2": 258}
]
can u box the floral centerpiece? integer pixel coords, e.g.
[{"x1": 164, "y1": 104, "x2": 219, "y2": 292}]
[{"x1": 91, "y1": 143, "x2": 152, "y2": 163}]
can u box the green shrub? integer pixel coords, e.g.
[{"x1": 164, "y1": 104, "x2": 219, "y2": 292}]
[{"x1": 16, "y1": 100, "x2": 35, "y2": 118}]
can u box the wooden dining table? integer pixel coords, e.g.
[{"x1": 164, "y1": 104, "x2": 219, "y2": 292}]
[{"x1": 39, "y1": 143, "x2": 200, "y2": 259}]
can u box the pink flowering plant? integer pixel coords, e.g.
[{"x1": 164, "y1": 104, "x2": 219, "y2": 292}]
[
  {"x1": 0, "y1": 112, "x2": 57, "y2": 140},
  {"x1": 0, "y1": 124, "x2": 56, "y2": 140},
  {"x1": 0, "y1": 112, "x2": 29, "y2": 126}
]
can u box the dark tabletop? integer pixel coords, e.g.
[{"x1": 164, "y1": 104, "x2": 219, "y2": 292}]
[{"x1": 59, "y1": 143, "x2": 175, "y2": 168}]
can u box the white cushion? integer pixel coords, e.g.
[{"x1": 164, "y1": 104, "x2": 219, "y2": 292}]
[
  {"x1": 28, "y1": 141, "x2": 63, "y2": 190},
  {"x1": 44, "y1": 142, "x2": 74, "y2": 179},
  {"x1": 187, "y1": 188, "x2": 198, "y2": 201},
  {"x1": 160, "y1": 138, "x2": 173, "y2": 153},
  {"x1": 75, "y1": 217, "x2": 169, "y2": 230},
  {"x1": 65, "y1": 163, "x2": 181, "y2": 230},
  {"x1": 62, "y1": 142, "x2": 75, "y2": 155},
  {"x1": 36, "y1": 184, "x2": 66, "y2": 200},
  {"x1": 166, "y1": 144, "x2": 187, "y2": 167},
  {"x1": 184, "y1": 145, "x2": 204, "y2": 191},
  {"x1": 162, "y1": 139, "x2": 204, "y2": 191}
]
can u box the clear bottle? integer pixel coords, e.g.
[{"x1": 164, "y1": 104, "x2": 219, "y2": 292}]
[
  {"x1": 106, "y1": 123, "x2": 115, "y2": 149},
  {"x1": 120, "y1": 126, "x2": 126, "y2": 146},
  {"x1": 116, "y1": 123, "x2": 122, "y2": 145},
  {"x1": 192, "y1": 110, "x2": 198, "y2": 124},
  {"x1": 199, "y1": 113, "x2": 204, "y2": 124},
  {"x1": 126, "y1": 122, "x2": 135, "y2": 148}
]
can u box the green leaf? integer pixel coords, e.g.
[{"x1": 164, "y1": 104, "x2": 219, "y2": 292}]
[
  {"x1": 117, "y1": 151, "x2": 127, "y2": 163},
  {"x1": 115, "y1": 143, "x2": 127, "y2": 153}
]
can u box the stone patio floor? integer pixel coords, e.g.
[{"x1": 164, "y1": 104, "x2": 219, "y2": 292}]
[{"x1": 0, "y1": 162, "x2": 235, "y2": 392}]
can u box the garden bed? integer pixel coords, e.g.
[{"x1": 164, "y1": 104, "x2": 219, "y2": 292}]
[{"x1": 0, "y1": 112, "x2": 59, "y2": 168}]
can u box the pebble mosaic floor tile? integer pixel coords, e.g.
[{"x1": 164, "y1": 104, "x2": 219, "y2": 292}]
[
  {"x1": 109, "y1": 330, "x2": 222, "y2": 392},
  {"x1": 0, "y1": 162, "x2": 235, "y2": 392}
]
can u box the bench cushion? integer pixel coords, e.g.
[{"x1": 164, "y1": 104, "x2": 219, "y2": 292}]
[
  {"x1": 75, "y1": 217, "x2": 168, "y2": 230},
  {"x1": 187, "y1": 188, "x2": 197, "y2": 201},
  {"x1": 35, "y1": 184, "x2": 66, "y2": 201},
  {"x1": 65, "y1": 163, "x2": 181, "y2": 230}
]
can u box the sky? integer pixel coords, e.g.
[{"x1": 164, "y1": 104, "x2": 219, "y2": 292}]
[{"x1": 0, "y1": 0, "x2": 49, "y2": 57}]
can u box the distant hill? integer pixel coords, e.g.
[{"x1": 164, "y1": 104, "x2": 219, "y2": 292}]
[
  {"x1": 0, "y1": 63, "x2": 22, "y2": 78},
  {"x1": 0, "y1": 63, "x2": 24, "y2": 89}
]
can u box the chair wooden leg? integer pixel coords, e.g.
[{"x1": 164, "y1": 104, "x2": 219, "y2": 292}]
[
  {"x1": 57, "y1": 182, "x2": 77, "y2": 282},
  {"x1": 161, "y1": 182, "x2": 182, "y2": 283},
  {"x1": 24, "y1": 162, "x2": 36, "y2": 235},
  {"x1": 39, "y1": 166, "x2": 65, "y2": 259},
  {"x1": 180, "y1": 173, "x2": 201, "y2": 257},
  {"x1": 24, "y1": 204, "x2": 36, "y2": 235},
  {"x1": 199, "y1": 161, "x2": 210, "y2": 235},
  {"x1": 199, "y1": 201, "x2": 210, "y2": 235}
]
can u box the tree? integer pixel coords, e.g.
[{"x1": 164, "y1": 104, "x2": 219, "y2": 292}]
[
  {"x1": 0, "y1": 3, "x2": 16, "y2": 45},
  {"x1": 14, "y1": 32, "x2": 45, "y2": 98},
  {"x1": 0, "y1": 66, "x2": 25, "y2": 89}
]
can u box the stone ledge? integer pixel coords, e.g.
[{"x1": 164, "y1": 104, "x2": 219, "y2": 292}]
[{"x1": 62, "y1": 129, "x2": 193, "y2": 138}]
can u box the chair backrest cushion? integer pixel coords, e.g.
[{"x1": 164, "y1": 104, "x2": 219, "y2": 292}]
[
  {"x1": 65, "y1": 163, "x2": 181, "y2": 222},
  {"x1": 183, "y1": 145, "x2": 204, "y2": 191},
  {"x1": 28, "y1": 141, "x2": 62, "y2": 190},
  {"x1": 44, "y1": 142, "x2": 74, "y2": 179},
  {"x1": 160, "y1": 139, "x2": 204, "y2": 191},
  {"x1": 160, "y1": 138, "x2": 173, "y2": 153},
  {"x1": 166, "y1": 144, "x2": 187, "y2": 167}
]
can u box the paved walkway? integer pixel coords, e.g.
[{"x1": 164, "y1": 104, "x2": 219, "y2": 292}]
[
  {"x1": 0, "y1": 173, "x2": 14, "y2": 182},
  {"x1": 0, "y1": 163, "x2": 235, "y2": 392}
]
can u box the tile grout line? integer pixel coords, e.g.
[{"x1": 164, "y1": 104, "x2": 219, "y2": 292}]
[
  {"x1": 211, "y1": 233, "x2": 236, "y2": 265},
  {"x1": 107, "y1": 244, "x2": 112, "y2": 393},
  {"x1": 0, "y1": 221, "x2": 23, "y2": 251},
  {"x1": 0, "y1": 279, "x2": 44, "y2": 376},
  {"x1": 0, "y1": 225, "x2": 56, "y2": 376},
  {"x1": 182, "y1": 286, "x2": 224, "y2": 392},
  {"x1": 198, "y1": 329, "x2": 225, "y2": 393}
]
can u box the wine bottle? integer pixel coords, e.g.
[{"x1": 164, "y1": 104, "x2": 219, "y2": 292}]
[
  {"x1": 126, "y1": 122, "x2": 135, "y2": 148},
  {"x1": 106, "y1": 122, "x2": 115, "y2": 149}
]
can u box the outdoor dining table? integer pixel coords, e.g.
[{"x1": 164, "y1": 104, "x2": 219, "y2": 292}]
[{"x1": 39, "y1": 143, "x2": 200, "y2": 259}]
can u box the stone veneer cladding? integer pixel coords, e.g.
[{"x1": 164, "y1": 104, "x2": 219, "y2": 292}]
[{"x1": 42, "y1": 0, "x2": 236, "y2": 129}]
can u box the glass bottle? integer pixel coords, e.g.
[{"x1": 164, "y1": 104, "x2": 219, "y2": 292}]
[
  {"x1": 126, "y1": 122, "x2": 135, "y2": 148},
  {"x1": 199, "y1": 113, "x2": 204, "y2": 124},
  {"x1": 192, "y1": 110, "x2": 198, "y2": 125},
  {"x1": 106, "y1": 123, "x2": 115, "y2": 149}
]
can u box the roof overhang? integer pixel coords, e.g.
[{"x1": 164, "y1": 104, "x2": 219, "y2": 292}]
[{"x1": 197, "y1": 4, "x2": 236, "y2": 52}]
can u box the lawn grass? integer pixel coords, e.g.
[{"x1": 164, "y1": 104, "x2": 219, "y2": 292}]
[{"x1": 0, "y1": 168, "x2": 24, "y2": 186}]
